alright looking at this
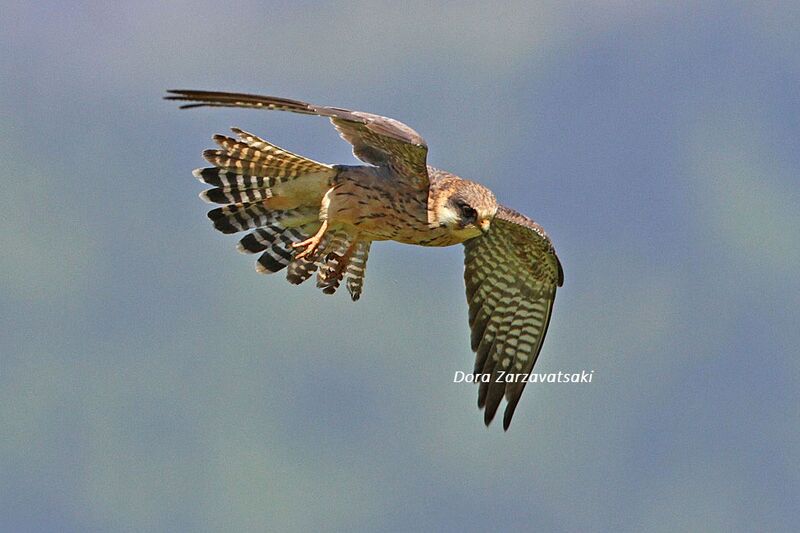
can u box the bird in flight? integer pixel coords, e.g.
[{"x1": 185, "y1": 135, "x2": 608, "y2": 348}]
[{"x1": 166, "y1": 90, "x2": 564, "y2": 430}]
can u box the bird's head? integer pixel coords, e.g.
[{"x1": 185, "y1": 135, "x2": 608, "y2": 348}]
[{"x1": 433, "y1": 180, "x2": 498, "y2": 239}]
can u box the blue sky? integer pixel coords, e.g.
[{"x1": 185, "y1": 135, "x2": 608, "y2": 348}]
[{"x1": 2, "y1": 1, "x2": 799, "y2": 531}]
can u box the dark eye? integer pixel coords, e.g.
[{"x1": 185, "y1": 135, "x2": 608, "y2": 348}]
[{"x1": 460, "y1": 204, "x2": 477, "y2": 221}]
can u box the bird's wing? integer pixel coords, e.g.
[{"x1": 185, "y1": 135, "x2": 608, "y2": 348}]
[
  {"x1": 166, "y1": 90, "x2": 429, "y2": 189},
  {"x1": 463, "y1": 205, "x2": 563, "y2": 430}
]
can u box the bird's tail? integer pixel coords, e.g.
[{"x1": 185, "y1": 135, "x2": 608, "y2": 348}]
[
  {"x1": 196, "y1": 128, "x2": 370, "y2": 300},
  {"x1": 195, "y1": 127, "x2": 335, "y2": 199}
]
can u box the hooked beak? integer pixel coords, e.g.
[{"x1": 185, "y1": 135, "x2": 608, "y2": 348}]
[{"x1": 479, "y1": 219, "x2": 491, "y2": 233}]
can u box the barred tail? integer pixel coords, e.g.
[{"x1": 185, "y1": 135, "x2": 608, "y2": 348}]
[
  {"x1": 194, "y1": 127, "x2": 335, "y2": 205},
  {"x1": 314, "y1": 233, "x2": 371, "y2": 301},
  {"x1": 345, "y1": 241, "x2": 370, "y2": 301},
  {"x1": 194, "y1": 127, "x2": 370, "y2": 300}
]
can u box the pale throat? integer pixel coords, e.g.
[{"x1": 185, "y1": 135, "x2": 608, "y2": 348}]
[{"x1": 434, "y1": 206, "x2": 483, "y2": 241}]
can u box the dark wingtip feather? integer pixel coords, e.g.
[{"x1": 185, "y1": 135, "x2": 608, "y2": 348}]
[
  {"x1": 163, "y1": 90, "x2": 182, "y2": 101},
  {"x1": 482, "y1": 380, "x2": 505, "y2": 427},
  {"x1": 165, "y1": 89, "x2": 211, "y2": 101},
  {"x1": 477, "y1": 380, "x2": 488, "y2": 408},
  {"x1": 164, "y1": 91, "x2": 205, "y2": 108},
  {"x1": 502, "y1": 391, "x2": 524, "y2": 431},
  {"x1": 503, "y1": 405, "x2": 516, "y2": 431},
  {"x1": 483, "y1": 407, "x2": 495, "y2": 427}
]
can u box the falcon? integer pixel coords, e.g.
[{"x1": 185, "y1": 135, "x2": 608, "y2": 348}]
[{"x1": 166, "y1": 90, "x2": 564, "y2": 430}]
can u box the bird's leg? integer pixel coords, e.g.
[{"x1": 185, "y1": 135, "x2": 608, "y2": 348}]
[{"x1": 292, "y1": 220, "x2": 328, "y2": 260}]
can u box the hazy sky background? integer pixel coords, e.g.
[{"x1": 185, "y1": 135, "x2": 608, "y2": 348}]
[{"x1": 2, "y1": 1, "x2": 799, "y2": 531}]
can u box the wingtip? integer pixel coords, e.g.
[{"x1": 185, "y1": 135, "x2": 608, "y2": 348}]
[
  {"x1": 503, "y1": 400, "x2": 520, "y2": 431},
  {"x1": 478, "y1": 400, "x2": 517, "y2": 430},
  {"x1": 556, "y1": 254, "x2": 564, "y2": 287},
  {"x1": 164, "y1": 90, "x2": 210, "y2": 109},
  {"x1": 483, "y1": 407, "x2": 496, "y2": 427},
  {"x1": 165, "y1": 89, "x2": 198, "y2": 97},
  {"x1": 164, "y1": 89, "x2": 191, "y2": 103}
]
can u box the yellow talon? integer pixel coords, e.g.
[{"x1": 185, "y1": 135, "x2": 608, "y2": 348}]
[{"x1": 292, "y1": 220, "x2": 328, "y2": 260}]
